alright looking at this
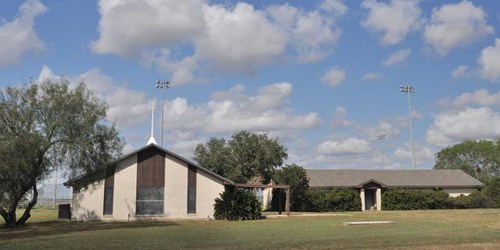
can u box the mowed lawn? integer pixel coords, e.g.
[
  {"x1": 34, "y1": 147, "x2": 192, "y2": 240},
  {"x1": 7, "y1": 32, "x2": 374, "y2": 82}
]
[{"x1": 1, "y1": 208, "x2": 500, "y2": 249}]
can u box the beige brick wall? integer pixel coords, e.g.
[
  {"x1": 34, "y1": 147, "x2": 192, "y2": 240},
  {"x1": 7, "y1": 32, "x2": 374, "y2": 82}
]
[
  {"x1": 196, "y1": 170, "x2": 225, "y2": 219},
  {"x1": 112, "y1": 155, "x2": 137, "y2": 220},
  {"x1": 164, "y1": 156, "x2": 188, "y2": 218},
  {"x1": 71, "y1": 179, "x2": 105, "y2": 221}
]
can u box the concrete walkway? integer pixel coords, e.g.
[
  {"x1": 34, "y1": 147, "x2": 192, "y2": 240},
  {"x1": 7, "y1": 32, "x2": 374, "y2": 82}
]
[{"x1": 265, "y1": 213, "x2": 352, "y2": 218}]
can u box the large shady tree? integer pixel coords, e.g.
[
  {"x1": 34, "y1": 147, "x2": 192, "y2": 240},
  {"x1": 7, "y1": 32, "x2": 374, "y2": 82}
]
[
  {"x1": 0, "y1": 79, "x2": 123, "y2": 227},
  {"x1": 193, "y1": 130, "x2": 288, "y2": 184},
  {"x1": 434, "y1": 139, "x2": 500, "y2": 181}
]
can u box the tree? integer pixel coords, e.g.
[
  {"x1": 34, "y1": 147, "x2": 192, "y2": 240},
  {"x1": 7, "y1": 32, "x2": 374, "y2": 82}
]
[
  {"x1": 0, "y1": 79, "x2": 123, "y2": 227},
  {"x1": 193, "y1": 131, "x2": 287, "y2": 184},
  {"x1": 272, "y1": 164, "x2": 309, "y2": 211},
  {"x1": 434, "y1": 139, "x2": 500, "y2": 181}
]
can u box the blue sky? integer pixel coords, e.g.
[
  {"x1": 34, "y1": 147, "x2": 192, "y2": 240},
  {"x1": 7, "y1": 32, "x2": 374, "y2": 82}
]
[{"x1": 1, "y1": 0, "x2": 500, "y2": 175}]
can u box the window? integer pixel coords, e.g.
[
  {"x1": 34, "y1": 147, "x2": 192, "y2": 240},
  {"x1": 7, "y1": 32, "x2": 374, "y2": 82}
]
[
  {"x1": 103, "y1": 187, "x2": 113, "y2": 215},
  {"x1": 187, "y1": 165, "x2": 197, "y2": 214},
  {"x1": 103, "y1": 167, "x2": 114, "y2": 215},
  {"x1": 136, "y1": 187, "x2": 164, "y2": 215}
]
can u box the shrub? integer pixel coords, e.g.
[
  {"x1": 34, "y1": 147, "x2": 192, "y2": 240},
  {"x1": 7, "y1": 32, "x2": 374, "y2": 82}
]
[
  {"x1": 326, "y1": 188, "x2": 362, "y2": 211},
  {"x1": 382, "y1": 189, "x2": 452, "y2": 210},
  {"x1": 305, "y1": 188, "x2": 361, "y2": 212},
  {"x1": 450, "y1": 191, "x2": 485, "y2": 209},
  {"x1": 214, "y1": 186, "x2": 262, "y2": 220}
]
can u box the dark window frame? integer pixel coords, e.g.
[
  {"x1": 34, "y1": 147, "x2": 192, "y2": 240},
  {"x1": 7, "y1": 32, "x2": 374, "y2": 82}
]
[
  {"x1": 187, "y1": 165, "x2": 197, "y2": 214},
  {"x1": 103, "y1": 167, "x2": 115, "y2": 216}
]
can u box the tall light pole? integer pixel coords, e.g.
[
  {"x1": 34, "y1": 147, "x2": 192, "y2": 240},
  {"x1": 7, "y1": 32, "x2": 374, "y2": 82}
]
[
  {"x1": 400, "y1": 85, "x2": 416, "y2": 170},
  {"x1": 377, "y1": 134, "x2": 386, "y2": 169},
  {"x1": 156, "y1": 80, "x2": 170, "y2": 147}
]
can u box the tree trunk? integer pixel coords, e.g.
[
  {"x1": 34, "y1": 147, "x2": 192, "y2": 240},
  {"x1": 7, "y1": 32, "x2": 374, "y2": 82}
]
[
  {"x1": 17, "y1": 184, "x2": 38, "y2": 226},
  {"x1": 1, "y1": 207, "x2": 17, "y2": 228}
]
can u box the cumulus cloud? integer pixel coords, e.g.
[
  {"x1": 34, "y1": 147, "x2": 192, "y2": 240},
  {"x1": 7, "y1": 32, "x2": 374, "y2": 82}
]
[
  {"x1": 317, "y1": 137, "x2": 371, "y2": 155},
  {"x1": 424, "y1": 1, "x2": 494, "y2": 55},
  {"x1": 36, "y1": 66, "x2": 150, "y2": 129},
  {"x1": 0, "y1": 0, "x2": 46, "y2": 66},
  {"x1": 163, "y1": 82, "x2": 322, "y2": 134},
  {"x1": 92, "y1": 0, "x2": 343, "y2": 80},
  {"x1": 382, "y1": 49, "x2": 411, "y2": 66},
  {"x1": 361, "y1": 72, "x2": 382, "y2": 81},
  {"x1": 91, "y1": 0, "x2": 205, "y2": 57},
  {"x1": 439, "y1": 89, "x2": 500, "y2": 109},
  {"x1": 478, "y1": 39, "x2": 500, "y2": 82},
  {"x1": 319, "y1": 0, "x2": 348, "y2": 16},
  {"x1": 75, "y1": 69, "x2": 150, "y2": 128},
  {"x1": 426, "y1": 107, "x2": 500, "y2": 146},
  {"x1": 197, "y1": 3, "x2": 287, "y2": 74},
  {"x1": 361, "y1": 0, "x2": 423, "y2": 45},
  {"x1": 393, "y1": 143, "x2": 434, "y2": 164},
  {"x1": 266, "y1": 3, "x2": 343, "y2": 63},
  {"x1": 142, "y1": 49, "x2": 203, "y2": 86},
  {"x1": 321, "y1": 67, "x2": 346, "y2": 87},
  {"x1": 450, "y1": 65, "x2": 473, "y2": 79}
]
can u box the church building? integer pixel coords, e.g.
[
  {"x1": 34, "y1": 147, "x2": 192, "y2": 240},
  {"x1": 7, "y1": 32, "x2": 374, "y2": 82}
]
[{"x1": 65, "y1": 143, "x2": 234, "y2": 221}]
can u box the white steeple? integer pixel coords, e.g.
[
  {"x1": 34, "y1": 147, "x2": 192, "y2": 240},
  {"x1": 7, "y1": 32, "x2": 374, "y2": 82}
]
[{"x1": 147, "y1": 100, "x2": 157, "y2": 145}]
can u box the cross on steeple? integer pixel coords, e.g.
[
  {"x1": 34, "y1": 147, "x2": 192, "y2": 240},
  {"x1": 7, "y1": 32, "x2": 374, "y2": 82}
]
[{"x1": 147, "y1": 100, "x2": 157, "y2": 145}]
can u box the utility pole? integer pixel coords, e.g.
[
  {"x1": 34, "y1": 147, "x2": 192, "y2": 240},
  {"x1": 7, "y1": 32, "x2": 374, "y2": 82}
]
[{"x1": 400, "y1": 85, "x2": 416, "y2": 170}]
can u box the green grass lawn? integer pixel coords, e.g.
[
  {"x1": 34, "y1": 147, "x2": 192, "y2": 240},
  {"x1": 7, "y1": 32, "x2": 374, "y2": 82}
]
[{"x1": 1, "y1": 208, "x2": 500, "y2": 249}]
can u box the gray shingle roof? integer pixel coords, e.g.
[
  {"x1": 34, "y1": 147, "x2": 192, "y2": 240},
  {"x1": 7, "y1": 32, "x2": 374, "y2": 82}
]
[{"x1": 306, "y1": 169, "x2": 484, "y2": 188}]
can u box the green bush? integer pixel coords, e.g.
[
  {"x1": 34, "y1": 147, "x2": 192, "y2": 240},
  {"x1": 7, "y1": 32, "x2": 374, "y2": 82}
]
[
  {"x1": 214, "y1": 186, "x2": 262, "y2": 220},
  {"x1": 382, "y1": 189, "x2": 452, "y2": 210},
  {"x1": 305, "y1": 188, "x2": 361, "y2": 212},
  {"x1": 450, "y1": 191, "x2": 485, "y2": 209}
]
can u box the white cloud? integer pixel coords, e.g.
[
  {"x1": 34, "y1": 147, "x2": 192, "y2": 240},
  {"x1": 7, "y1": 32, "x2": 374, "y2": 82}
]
[
  {"x1": 92, "y1": 0, "x2": 343, "y2": 80},
  {"x1": 424, "y1": 1, "x2": 494, "y2": 55},
  {"x1": 319, "y1": 0, "x2": 348, "y2": 16},
  {"x1": 321, "y1": 67, "x2": 346, "y2": 87},
  {"x1": 37, "y1": 65, "x2": 57, "y2": 82},
  {"x1": 35, "y1": 66, "x2": 150, "y2": 130},
  {"x1": 478, "y1": 39, "x2": 500, "y2": 82},
  {"x1": 197, "y1": 3, "x2": 287, "y2": 74},
  {"x1": 393, "y1": 144, "x2": 434, "y2": 163},
  {"x1": 383, "y1": 49, "x2": 411, "y2": 66},
  {"x1": 361, "y1": 72, "x2": 382, "y2": 81},
  {"x1": 361, "y1": 0, "x2": 422, "y2": 45},
  {"x1": 451, "y1": 65, "x2": 473, "y2": 79},
  {"x1": 91, "y1": 0, "x2": 206, "y2": 57},
  {"x1": 142, "y1": 49, "x2": 204, "y2": 86},
  {"x1": 163, "y1": 82, "x2": 322, "y2": 134},
  {"x1": 426, "y1": 107, "x2": 500, "y2": 146},
  {"x1": 0, "y1": 0, "x2": 46, "y2": 66},
  {"x1": 441, "y1": 89, "x2": 500, "y2": 108},
  {"x1": 317, "y1": 137, "x2": 371, "y2": 155}
]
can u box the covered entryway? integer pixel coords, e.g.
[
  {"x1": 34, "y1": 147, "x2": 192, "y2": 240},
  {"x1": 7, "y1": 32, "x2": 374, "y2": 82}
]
[{"x1": 360, "y1": 181, "x2": 383, "y2": 211}]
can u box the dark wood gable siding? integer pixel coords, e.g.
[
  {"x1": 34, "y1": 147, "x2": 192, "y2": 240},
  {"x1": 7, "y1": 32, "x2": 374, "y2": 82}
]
[
  {"x1": 137, "y1": 147, "x2": 165, "y2": 187},
  {"x1": 187, "y1": 164, "x2": 197, "y2": 214}
]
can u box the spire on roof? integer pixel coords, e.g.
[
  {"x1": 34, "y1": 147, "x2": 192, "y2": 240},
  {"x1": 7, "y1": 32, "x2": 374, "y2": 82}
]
[{"x1": 147, "y1": 100, "x2": 157, "y2": 145}]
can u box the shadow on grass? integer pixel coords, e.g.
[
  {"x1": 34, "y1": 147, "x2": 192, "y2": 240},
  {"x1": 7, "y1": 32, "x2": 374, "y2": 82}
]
[{"x1": 0, "y1": 220, "x2": 179, "y2": 240}]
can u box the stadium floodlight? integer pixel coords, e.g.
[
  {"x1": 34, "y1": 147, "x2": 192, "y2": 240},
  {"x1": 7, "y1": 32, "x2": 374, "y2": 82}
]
[
  {"x1": 400, "y1": 85, "x2": 416, "y2": 170},
  {"x1": 155, "y1": 81, "x2": 170, "y2": 147}
]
